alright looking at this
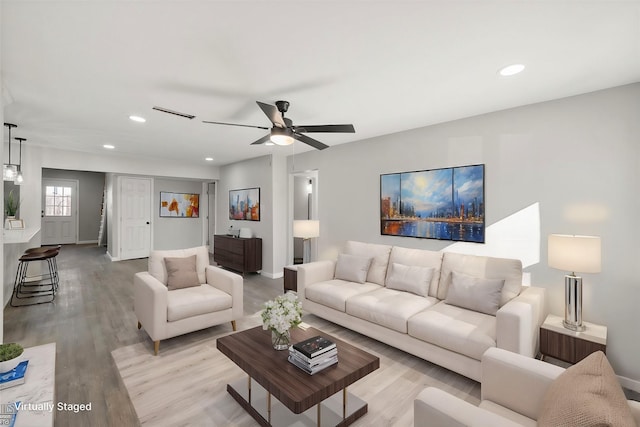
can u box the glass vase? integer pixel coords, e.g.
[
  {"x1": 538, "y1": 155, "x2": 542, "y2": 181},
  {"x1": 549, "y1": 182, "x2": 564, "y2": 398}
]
[{"x1": 271, "y1": 329, "x2": 291, "y2": 350}]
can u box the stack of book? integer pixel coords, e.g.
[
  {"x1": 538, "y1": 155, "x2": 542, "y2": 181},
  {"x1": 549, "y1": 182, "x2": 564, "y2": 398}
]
[
  {"x1": 0, "y1": 360, "x2": 29, "y2": 390},
  {"x1": 288, "y1": 336, "x2": 338, "y2": 375}
]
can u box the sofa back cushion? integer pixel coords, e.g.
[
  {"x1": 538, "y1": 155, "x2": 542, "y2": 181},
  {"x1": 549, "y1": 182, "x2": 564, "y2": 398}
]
[
  {"x1": 386, "y1": 246, "x2": 444, "y2": 297},
  {"x1": 386, "y1": 263, "x2": 434, "y2": 297},
  {"x1": 445, "y1": 271, "x2": 504, "y2": 315},
  {"x1": 148, "y1": 246, "x2": 209, "y2": 285},
  {"x1": 334, "y1": 253, "x2": 372, "y2": 283},
  {"x1": 439, "y1": 252, "x2": 522, "y2": 306},
  {"x1": 343, "y1": 241, "x2": 392, "y2": 285}
]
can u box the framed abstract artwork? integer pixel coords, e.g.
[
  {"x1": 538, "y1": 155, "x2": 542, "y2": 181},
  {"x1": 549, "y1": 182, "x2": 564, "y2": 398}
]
[
  {"x1": 160, "y1": 192, "x2": 200, "y2": 218},
  {"x1": 380, "y1": 164, "x2": 485, "y2": 243},
  {"x1": 229, "y1": 187, "x2": 260, "y2": 221}
]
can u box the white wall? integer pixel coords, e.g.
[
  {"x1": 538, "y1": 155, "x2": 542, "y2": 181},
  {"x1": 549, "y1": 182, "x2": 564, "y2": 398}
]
[
  {"x1": 217, "y1": 154, "x2": 287, "y2": 278},
  {"x1": 285, "y1": 84, "x2": 640, "y2": 386}
]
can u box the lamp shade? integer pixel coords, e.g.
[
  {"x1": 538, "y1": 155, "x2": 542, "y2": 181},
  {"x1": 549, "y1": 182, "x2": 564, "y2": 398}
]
[
  {"x1": 548, "y1": 234, "x2": 601, "y2": 273},
  {"x1": 293, "y1": 220, "x2": 319, "y2": 239}
]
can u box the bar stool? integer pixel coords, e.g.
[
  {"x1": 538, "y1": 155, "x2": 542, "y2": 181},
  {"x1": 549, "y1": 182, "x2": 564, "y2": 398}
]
[
  {"x1": 10, "y1": 248, "x2": 60, "y2": 306},
  {"x1": 24, "y1": 245, "x2": 61, "y2": 289}
]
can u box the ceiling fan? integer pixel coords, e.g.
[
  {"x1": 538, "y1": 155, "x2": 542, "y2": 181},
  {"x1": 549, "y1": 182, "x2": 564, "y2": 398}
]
[{"x1": 153, "y1": 101, "x2": 355, "y2": 150}]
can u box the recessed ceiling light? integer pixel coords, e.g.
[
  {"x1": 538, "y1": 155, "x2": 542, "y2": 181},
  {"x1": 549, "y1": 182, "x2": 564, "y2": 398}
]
[
  {"x1": 129, "y1": 115, "x2": 146, "y2": 123},
  {"x1": 265, "y1": 142, "x2": 274, "y2": 146},
  {"x1": 499, "y1": 64, "x2": 525, "y2": 77},
  {"x1": 205, "y1": 157, "x2": 214, "y2": 161},
  {"x1": 103, "y1": 144, "x2": 115, "y2": 149}
]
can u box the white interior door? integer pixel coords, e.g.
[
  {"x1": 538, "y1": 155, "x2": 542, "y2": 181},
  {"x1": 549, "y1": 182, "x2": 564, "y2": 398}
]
[
  {"x1": 119, "y1": 177, "x2": 152, "y2": 260},
  {"x1": 42, "y1": 179, "x2": 78, "y2": 245}
]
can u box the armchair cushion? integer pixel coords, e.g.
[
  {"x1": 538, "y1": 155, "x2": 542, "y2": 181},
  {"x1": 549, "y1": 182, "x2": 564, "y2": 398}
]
[
  {"x1": 537, "y1": 351, "x2": 636, "y2": 427},
  {"x1": 165, "y1": 255, "x2": 200, "y2": 290},
  {"x1": 148, "y1": 246, "x2": 209, "y2": 285},
  {"x1": 167, "y1": 285, "x2": 233, "y2": 322}
]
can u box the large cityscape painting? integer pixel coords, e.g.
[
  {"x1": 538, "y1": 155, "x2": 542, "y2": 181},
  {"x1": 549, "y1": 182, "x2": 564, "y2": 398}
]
[{"x1": 380, "y1": 164, "x2": 485, "y2": 243}]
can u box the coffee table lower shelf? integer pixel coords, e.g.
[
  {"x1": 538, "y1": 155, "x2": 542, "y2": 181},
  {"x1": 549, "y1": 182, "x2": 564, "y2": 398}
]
[{"x1": 227, "y1": 376, "x2": 368, "y2": 427}]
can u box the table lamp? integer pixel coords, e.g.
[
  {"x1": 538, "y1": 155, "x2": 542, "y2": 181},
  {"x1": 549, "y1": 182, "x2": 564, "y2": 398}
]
[
  {"x1": 548, "y1": 234, "x2": 601, "y2": 331},
  {"x1": 293, "y1": 220, "x2": 320, "y2": 264}
]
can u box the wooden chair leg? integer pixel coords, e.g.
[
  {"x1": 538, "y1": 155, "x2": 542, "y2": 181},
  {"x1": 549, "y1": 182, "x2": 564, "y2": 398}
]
[
  {"x1": 137, "y1": 321, "x2": 142, "y2": 330},
  {"x1": 231, "y1": 320, "x2": 237, "y2": 331},
  {"x1": 154, "y1": 340, "x2": 160, "y2": 356}
]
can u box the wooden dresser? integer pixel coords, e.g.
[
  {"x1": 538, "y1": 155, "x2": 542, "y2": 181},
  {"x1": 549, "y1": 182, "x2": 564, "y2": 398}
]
[{"x1": 214, "y1": 235, "x2": 262, "y2": 274}]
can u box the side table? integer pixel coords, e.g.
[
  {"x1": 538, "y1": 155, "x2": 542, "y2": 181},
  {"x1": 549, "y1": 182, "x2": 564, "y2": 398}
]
[
  {"x1": 539, "y1": 314, "x2": 607, "y2": 364},
  {"x1": 283, "y1": 265, "x2": 298, "y2": 293}
]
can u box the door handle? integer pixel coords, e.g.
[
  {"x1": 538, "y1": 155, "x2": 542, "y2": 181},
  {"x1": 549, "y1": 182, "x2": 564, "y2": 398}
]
[{"x1": 146, "y1": 221, "x2": 150, "y2": 225}]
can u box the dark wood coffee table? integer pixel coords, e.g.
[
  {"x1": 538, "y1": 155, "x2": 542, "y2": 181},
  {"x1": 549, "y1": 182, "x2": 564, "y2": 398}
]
[{"x1": 216, "y1": 324, "x2": 380, "y2": 426}]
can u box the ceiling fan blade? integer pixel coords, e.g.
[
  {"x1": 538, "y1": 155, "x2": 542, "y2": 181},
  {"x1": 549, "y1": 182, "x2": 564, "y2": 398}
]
[
  {"x1": 152, "y1": 106, "x2": 195, "y2": 119},
  {"x1": 256, "y1": 101, "x2": 286, "y2": 128},
  {"x1": 250, "y1": 134, "x2": 272, "y2": 145},
  {"x1": 202, "y1": 120, "x2": 269, "y2": 130},
  {"x1": 293, "y1": 132, "x2": 329, "y2": 150},
  {"x1": 293, "y1": 124, "x2": 355, "y2": 133}
]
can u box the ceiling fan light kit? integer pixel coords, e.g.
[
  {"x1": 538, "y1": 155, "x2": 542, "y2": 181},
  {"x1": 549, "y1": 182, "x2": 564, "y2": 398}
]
[
  {"x1": 153, "y1": 100, "x2": 355, "y2": 151},
  {"x1": 270, "y1": 127, "x2": 295, "y2": 146}
]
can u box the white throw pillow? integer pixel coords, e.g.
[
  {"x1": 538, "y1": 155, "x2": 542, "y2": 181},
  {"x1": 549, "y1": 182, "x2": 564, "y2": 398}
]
[
  {"x1": 386, "y1": 263, "x2": 434, "y2": 297},
  {"x1": 445, "y1": 271, "x2": 505, "y2": 315},
  {"x1": 334, "y1": 253, "x2": 372, "y2": 284}
]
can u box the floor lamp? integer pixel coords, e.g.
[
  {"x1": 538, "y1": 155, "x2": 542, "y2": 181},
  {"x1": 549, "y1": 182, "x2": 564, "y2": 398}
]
[
  {"x1": 548, "y1": 234, "x2": 601, "y2": 332},
  {"x1": 293, "y1": 220, "x2": 319, "y2": 264}
]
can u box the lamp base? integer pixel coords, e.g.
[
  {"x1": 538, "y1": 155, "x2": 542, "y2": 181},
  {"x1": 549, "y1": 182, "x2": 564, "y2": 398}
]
[
  {"x1": 562, "y1": 320, "x2": 586, "y2": 332},
  {"x1": 564, "y1": 274, "x2": 585, "y2": 332}
]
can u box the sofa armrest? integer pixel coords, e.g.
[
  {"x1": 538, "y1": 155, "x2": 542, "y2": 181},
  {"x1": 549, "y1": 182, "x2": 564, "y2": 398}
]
[
  {"x1": 206, "y1": 265, "x2": 243, "y2": 319},
  {"x1": 481, "y1": 347, "x2": 563, "y2": 420},
  {"x1": 134, "y1": 271, "x2": 169, "y2": 341},
  {"x1": 496, "y1": 286, "x2": 545, "y2": 357},
  {"x1": 414, "y1": 387, "x2": 521, "y2": 427},
  {"x1": 296, "y1": 260, "x2": 336, "y2": 300}
]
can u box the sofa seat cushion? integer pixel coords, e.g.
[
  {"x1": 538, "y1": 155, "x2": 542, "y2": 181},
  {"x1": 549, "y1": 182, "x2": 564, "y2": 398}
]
[
  {"x1": 305, "y1": 280, "x2": 381, "y2": 312},
  {"x1": 167, "y1": 284, "x2": 232, "y2": 322},
  {"x1": 408, "y1": 301, "x2": 497, "y2": 360},
  {"x1": 346, "y1": 288, "x2": 438, "y2": 333}
]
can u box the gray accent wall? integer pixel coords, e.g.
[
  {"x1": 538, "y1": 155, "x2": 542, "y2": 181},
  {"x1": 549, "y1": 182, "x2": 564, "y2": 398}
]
[
  {"x1": 285, "y1": 83, "x2": 640, "y2": 386},
  {"x1": 42, "y1": 168, "x2": 105, "y2": 243},
  {"x1": 154, "y1": 178, "x2": 203, "y2": 250}
]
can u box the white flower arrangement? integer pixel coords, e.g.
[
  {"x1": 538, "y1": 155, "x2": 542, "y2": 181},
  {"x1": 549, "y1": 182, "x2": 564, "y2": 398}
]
[{"x1": 261, "y1": 291, "x2": 302, "y2": 334}]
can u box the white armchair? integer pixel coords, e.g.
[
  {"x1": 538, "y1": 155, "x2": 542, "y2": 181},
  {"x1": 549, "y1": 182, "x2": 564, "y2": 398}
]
[
  {"x1": 134, "y1": 246, "x2": 243, "y2": 355},
  {"x1": 415, "y1": 347, "x2": 640, "y2": 426}
]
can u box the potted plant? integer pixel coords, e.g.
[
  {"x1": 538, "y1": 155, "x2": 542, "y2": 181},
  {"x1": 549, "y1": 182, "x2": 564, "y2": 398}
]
[
  {"x1": 5, "y1": 189, "x2": 20, "y2": 218},
  {"x1": 0, "y1": 343, "x2": 24, "y2": 373}
]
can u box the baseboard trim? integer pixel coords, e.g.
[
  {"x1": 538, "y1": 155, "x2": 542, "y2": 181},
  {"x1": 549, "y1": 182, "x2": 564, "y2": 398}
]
[
  {"x1": 106, "y1": 252, "x2": 120, "y2": 262},
  {"x1": 77, "y1": 240, "x2": 98, "y2": 245},
  {"x1": 618, "y1": 375, "x2": 640, "y2": 393},
  {"x1": 261, "y1": 271, "x2": 283, "y2": 279}
]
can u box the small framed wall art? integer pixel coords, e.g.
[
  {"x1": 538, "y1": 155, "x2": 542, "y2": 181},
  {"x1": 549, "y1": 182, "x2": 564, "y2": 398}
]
[
  {"x1": 160, "y1": 192, "x2": 200, "y2": 218},
  {"x1": 229, "y1": 187, "x2": 260, "y2": 221}
]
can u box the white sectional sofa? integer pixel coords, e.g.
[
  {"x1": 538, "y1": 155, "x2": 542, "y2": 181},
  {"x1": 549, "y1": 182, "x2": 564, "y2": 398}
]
[{"x1": 297, "y1": 241, "x2": 546, "y2": 381}]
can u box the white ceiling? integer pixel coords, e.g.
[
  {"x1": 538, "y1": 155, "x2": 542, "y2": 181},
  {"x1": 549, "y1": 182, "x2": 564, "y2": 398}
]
[{"x1": 2, "y1": 1, "x2": 639, "y2": 167}]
